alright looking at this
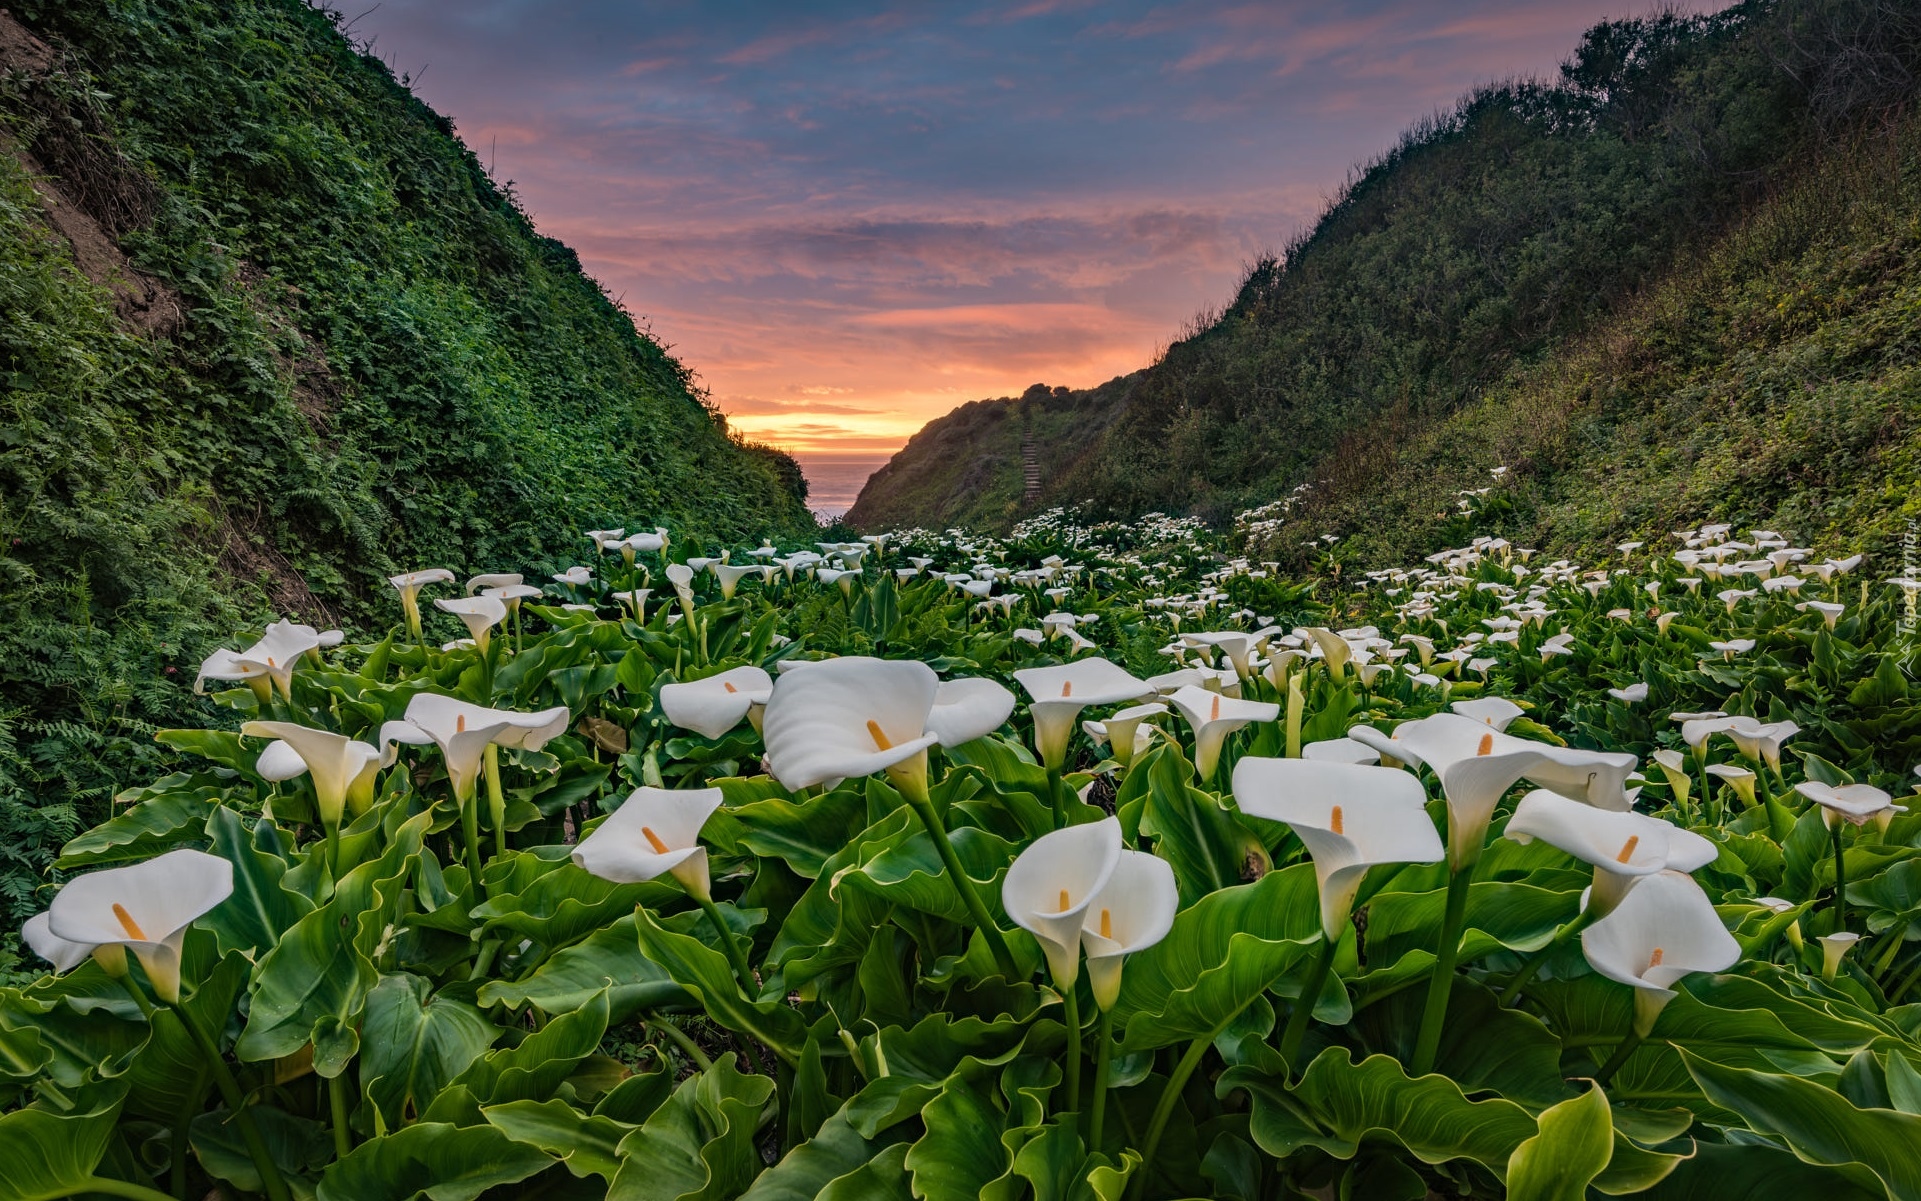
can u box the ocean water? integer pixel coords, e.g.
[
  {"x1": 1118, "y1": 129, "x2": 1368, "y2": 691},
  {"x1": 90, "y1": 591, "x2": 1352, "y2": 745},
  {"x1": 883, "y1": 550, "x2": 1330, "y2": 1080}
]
[{"x1": 794, "y1": 452, "x2": 893, "y2": 521}]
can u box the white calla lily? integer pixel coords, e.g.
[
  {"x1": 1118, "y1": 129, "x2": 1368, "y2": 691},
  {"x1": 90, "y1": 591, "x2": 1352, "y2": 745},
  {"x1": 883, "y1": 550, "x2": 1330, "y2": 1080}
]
[
  {"x1": 1011, "y1": 658, "x2": 1153, "y2": 770},
  {"x1": 712, "y1": 562, "x2": 762, "y2": 600},
  {"x1": 1233, "y1": 758, "x2": 1443, "y2": 940},
  {"x1": 22, "y1": 912, "x2": 95, "y2": 973},
  {"x1": 194, "y1": 647, "x2": 270, "y2": 699},
  {"x1": 1450, "y1": 697, "x2": 1525, "y2": 731},
  {"x1": 47, "y1": 849, "x2": 235, "y2": 1001},
  {"x1": 1504, "y1": 789, "x2": 1716, "y2": 917},
  {"x1": 660, "y1": 666, "x2": 774, "y2": 740},
  {"x1": 1091, "y1": 701, "x2": 1166, "y2": 767},
  {"x1": 1795, "y1": 780, "x2": 1904, "y2": 827},
  {"x1": 925, "y1": 676, "x2": 1017, "y2": 747},
  {"x1": 1581, "y1": 869, "x2": 1738, "y2": 1035},
  {"x1": 397, "y1": 694, "x2": 570, "y2": 803},
  {"x1": 241, "y1": 721, "x2": 384, "y2": 828},
  {"x1": 232, "y1": 620, "x2": 326, "y2": 700},
  {"x1": 1350, "y1": 712, "x2": 1638, "y2": 867},
  {"x1": 390, "y1": 568, "x2": 455, "y2": 640},
  {"x1": 1167, "y1": 685, "x2": 1280, "y2": 782},
  {"x1": 1078, "y1": 849, "x2": 1178, "y2": 1010},
  {"x1": 761, "y1": 656, "x2": 941, "y2": 792},
  {"x1": 1002, "y1": 816, "x2": 1123, "y2": 986},
  {"x1": 572, "y1": 786, "x2": 723, "y2": 900},
  {"x1": 1301, "y1": 738, "x2": 1380, "y2": 765},
  {"x1": 434, "y1": 595, "x2": 508, "y2": 655}
]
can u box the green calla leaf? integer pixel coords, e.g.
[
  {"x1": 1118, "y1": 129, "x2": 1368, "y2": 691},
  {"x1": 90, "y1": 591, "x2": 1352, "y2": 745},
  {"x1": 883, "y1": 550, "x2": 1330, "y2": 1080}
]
[
  {"x1": 315, "y1": 1121, "x2": 553, "y2": 1201},
  {"x1": 1109, "y1": 865, "x2": 1321, "y2": 1052},
  {"x1": 477, "y1": 915, "x2": 689, "y2": 1021},
  {"x1": 607, "y1": 1054, "x2": 777, "y2": 1201},
  {"x1": 359, "y1": 973, "x2": 498, "y2": 1133},
  {"x1": 634, "y1": 904, "x2": 805, "y2": 1058},
  {"x1": 1225, "y1": 1048, "x2": 1538, "y2": 1176},
  {"x1": 1505, "y1": 1085, "x2": 1615, "y2": 1201},
  {"x1": 200, "y1": 806, "x2": 311, "y2": 958},
  {"x1": 1683, "y1": 1048, "x2": 1921, "y2": 1201},
  {"x1": 481, "y1": 1097, "x2": 630, "y2": 1180},
  {"x1": 54, "y1": 773, "x2": 226, "y2": 870},
  {"x1": 0, "y1": 1085, "x2": 122, "y2": 1201},
  {"x1": 742, "y1": 1106, "x2": 912, "y2": 1201}
]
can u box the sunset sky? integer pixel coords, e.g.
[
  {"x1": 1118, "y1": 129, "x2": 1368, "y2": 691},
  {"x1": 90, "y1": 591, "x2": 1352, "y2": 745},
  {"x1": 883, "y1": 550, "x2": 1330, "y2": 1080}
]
[{"x1": 349, "y1": 1, "x2": 1727, "y2": 455}]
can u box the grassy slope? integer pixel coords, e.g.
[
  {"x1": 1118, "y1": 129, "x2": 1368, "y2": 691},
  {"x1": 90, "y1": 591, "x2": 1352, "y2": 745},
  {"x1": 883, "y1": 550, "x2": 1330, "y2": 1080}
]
[
  {"x1": 847, "y1": 375, "x2": 1136, "y2": 530},
  {"x1": 1262, "y1": 119, "x2": 1921, "y2": 572},
  {"x1": 850, "y1": 1, "x2": 1921, "y2": 555},
  {"x1": 0, "y1": 0, "x2": 810, "y2": 923}
]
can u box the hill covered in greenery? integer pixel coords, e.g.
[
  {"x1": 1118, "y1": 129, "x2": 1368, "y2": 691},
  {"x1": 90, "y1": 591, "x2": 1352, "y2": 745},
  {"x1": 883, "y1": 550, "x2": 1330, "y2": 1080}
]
[
  {"x1": 851, "y1": 0, "x2": 1921, "y2": 566},
  {"x1": 846, "y1": 375, "x2": 1136, "y2": 530},
  {"x1": 0, "y1": 0, "x2": 810, "y2": 924}
]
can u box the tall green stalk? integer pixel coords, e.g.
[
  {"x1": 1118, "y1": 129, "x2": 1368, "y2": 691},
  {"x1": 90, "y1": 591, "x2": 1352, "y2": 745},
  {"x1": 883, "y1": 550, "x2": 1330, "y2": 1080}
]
[
  {"x1": 1279, "y1": 936, "x2": 1339, "y2": 1070},
  {"x1": 329, "y1": 1072, "x2": 352, "y2": 1161},
  {"x1": 1088, "y1": 1009, "x2": 1115, "y2": 1150},
  {"x1": 1129, "y1": 1035, "x2": 1214, "y2": 1201},
  {"x1": 695, "y1": 892, "x2": 761, "y2": 1001},
  {"x1": 897, "y1": 776, "x2": 1020, "y2": 979},
  {"x1": 1063, "y1": 984, "x2": 1083, "y2": 1114},
  {"x1": 1410, "y1": 864, "x2": 1474, "y2": 1076},
  {"x1": 174, "y1": 1001, "x2": 294, "y2": 1201},
  {"x1": 1831, "y1": 819, "x2": 1849, "y2": 929},
  {"x1": 485, "y1": 744, "x2": 509, "y2": 860}
]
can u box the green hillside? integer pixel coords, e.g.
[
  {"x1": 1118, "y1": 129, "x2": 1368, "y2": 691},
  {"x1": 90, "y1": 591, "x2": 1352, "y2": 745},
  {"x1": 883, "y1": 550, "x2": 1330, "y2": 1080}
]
[
  {"x1": 850, "y1": 0, "x2": 1921, "y2": 563},
  {"x1": 0, "y1": 0, "x2": 810, "y2": 921},
  {"x1": 846, "y1": 375, "x2": 1136, "y2": 530}
]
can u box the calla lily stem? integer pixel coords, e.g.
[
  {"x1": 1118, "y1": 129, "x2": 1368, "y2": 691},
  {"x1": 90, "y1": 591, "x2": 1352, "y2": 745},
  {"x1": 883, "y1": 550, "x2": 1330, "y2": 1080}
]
[
  {"x1": 174, "y1": 999, "x2": 295, "y2": 1201},
  {"x1": 1831, "y1": 820, "x2": 1849, "y2": 929},
  {"x1": 903, "y1": 792, "x2": 1020, "y2": 978},
  {"x1": 460, "y1": 788, "x2": 487, "y2": 898},
  {"x1": 1499, "y1": 908, "x2": 1597, "y2": 1007},
  {"x1": 330, "y1": 1072, "x2": 353, "y2": 1160},
  {"x1": 694, "y1": 892, "x2": 761, "y2": 1002},
  {"x1": 648, "y1": 1012, "x2": 714, "y2": 1071},
  {"x1": 1130, "y1": 1030, "x2": 1218, "y2": 1201},
  {"x1": 1593, "y1": 1028, "x2": 1647, "y2": 1087},
  {"x1": 1046, "y1": 766, "x2": 1068, "y2": 830},
  {"x1": 1063, "y1": 982, "x2": 1083, "y2": 1115},
  {"x1": 1088, "y1": 1009, "x2": 1115, "y2": 1150},
  {"x1": 1279, "y1": 935, "x2": 1340, "y2": 1071},
  {"x1": 485, "y1": 744, "x2": 509, "y2": 860},
  {"x1": 1411, "y1": 863, "x2": 1475, "y2": 1077}
]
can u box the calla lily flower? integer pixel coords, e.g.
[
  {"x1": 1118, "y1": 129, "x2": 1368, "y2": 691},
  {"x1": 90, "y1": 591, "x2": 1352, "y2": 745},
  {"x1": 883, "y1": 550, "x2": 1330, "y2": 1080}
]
[
  {"x1": 390, "y1": 694, "x2": 570, "y2": 803},
  {"x1": 1581, "y1": 869, "x2": 1738, "y2": 1035},
  {"x1": 1301, "y1": 738, "x2": 1380, "y2": 765},
  {"x1": 572, "y1": 786, "x2": 723, "y2": 901},
  {"x1": 194, "y1": 647, "x2": 270, "y2": 699},
  {"x1": 1820, "y1": 931, "x2": 1861, "y2": 982},
  {"x1": 1167, "y1": 685, "x2": 1280, "y2": 782},
  {"x1": 435, "y1": 595, "x2": 508, "y2": 655},
  {"x1": 231, "y1": 620, "x2": 327, "y2": 700},
  {"x1": 925, "y1": 677, "x2": 1017, "y2": 747},
  {"x1": 1002, "y1": 816, "x2": 1123, "y2": 986},
  {"x1": 1233, "y1": 758, "x2": 1443, "y2": 939},
  {"x1": 1350, "y1": 712, "x2": 1638, "y2": 868},
  {"x1": 761, "y1": 656, "x2": 943, "y2": 792},
  {"x1": 660, "y1": 666, "x2": 774, "y2": 740},
  {"x1": 1088, "y1": 701, "x2": 1166, "y2": 768},
  {"x1": 1011, "y1": 658, "x2": 1153, "y2": 770},
  {"x1": 47, "y1": 849, "x2": 235, "y2": 1002},
  {"x1": 242, "y1": 721, "x2": 386, "y2": 828},
  {"x1": 1796, "y1": 600, "x2": 1845, "y2": 628},
  {"x1": 1183, "y1": 632, "x2": 1255, "y2": 679},
  {"x1": 1079, "y1": 849, "x2": 1178, "y2": 1010},
  {"x1": 665, "y1": 562, "x2": 697, "y2": 613},
  {"x1": 712, "y1": 562, "x2": 762, "y2": 600},
  {"x1": 1299, "y1": 627, "x2": 1355, "y2": 676},
  {"x1": 1607, "y1": 683, "x2": 1651, "y2": 704},
  {"x1": 1705, "y1": 763, "x2": 1757, "y2": 807},
  {"x1": 483, "y1": 583, "x2": 544, "y2": 617},
  {"x1": 584, "y1": 528, "x2": 627, "y2": 551},
  {"x1": 390, "y1": 569, "x2": 456, "y2": 640},
  {"x1": 1795, "y1": 781, "x2": 1906, "y2": 827},
  {"x1": 22, "y1": 912, "x2": 95, "y2": 973},
  {"x1": 1085, "y1": 717, "x2": 1156, "y2": 763},
  {"x1": 612, "y1": 588, "x2": 651, "y2": 621},
  {"x1": 1451, "y1": 697, "x2": 1524, "y2": 731},
  {"x1": 466, "y1": 572, "x2": 523, "y2": 595},
  {"x1": 553, "y1": 566, "x2": 594, "y2": 587},
  {"x1": 1505, "y1": 789, "x2": 1715, "y2": 917}
]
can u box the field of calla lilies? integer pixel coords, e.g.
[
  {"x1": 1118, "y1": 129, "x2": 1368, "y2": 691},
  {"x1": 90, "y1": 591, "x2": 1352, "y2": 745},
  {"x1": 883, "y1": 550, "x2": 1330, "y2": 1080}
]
[{"x1": 8, "y1": 499, "x2": 1921, "y2": 1201}]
